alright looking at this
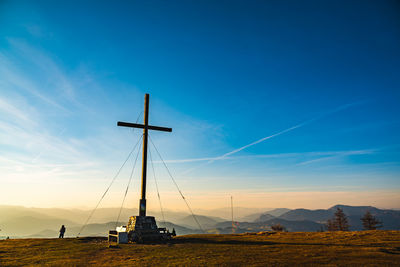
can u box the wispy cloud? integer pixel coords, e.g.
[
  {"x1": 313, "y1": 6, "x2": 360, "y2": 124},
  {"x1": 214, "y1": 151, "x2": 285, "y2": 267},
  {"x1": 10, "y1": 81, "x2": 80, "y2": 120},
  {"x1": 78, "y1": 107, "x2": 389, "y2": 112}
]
[
  {"x1": 179, "y1": 101, "x2": 365, "y2": 175},
  {"x1": 157, "y1": 149, "x2": 377, "y2": 164},
  {"x1": 7, "y1": 38, "x2": 76, "y2": 101},
  {"x1": 0, "y1": 52, "x2": 68, "y2": 111},
  {"x1": 212, "y1": 101, "x2": 365, "y2": 162},
  {"x1": 0, "y1": 97, "x2": 35, "y2": 125},
  {"x1": 295, "y1": 149, "x2": 376, "y2": 166},
  {"x1": 0, "y1": 40, "x2": 111, "y2": 178}
]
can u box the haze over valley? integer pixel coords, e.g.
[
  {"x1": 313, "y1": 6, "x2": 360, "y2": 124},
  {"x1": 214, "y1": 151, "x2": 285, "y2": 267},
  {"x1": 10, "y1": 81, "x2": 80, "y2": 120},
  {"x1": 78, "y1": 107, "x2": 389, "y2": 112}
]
[{"x1": 2, "y1": 204, "x2": 399, "y2": 239}]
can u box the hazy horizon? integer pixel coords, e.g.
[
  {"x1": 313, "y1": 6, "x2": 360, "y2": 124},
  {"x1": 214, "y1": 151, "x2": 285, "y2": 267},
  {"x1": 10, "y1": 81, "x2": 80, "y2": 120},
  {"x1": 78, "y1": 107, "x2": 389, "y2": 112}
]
[{"x1": 2, "y1": 191, "x2": 399, "y2": 211}]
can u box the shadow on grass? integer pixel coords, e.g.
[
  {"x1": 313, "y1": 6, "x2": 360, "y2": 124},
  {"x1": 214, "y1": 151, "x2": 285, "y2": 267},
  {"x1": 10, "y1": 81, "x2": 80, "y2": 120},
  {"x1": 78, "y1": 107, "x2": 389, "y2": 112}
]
[
  {"x1": 172, "y1": 237, "x2": 387, "y2": 249},
  {"x1": 379, "y1": 247, "x2": 400, "y2": 255},
  {"x1": 173, "y1": 237, "x2": 277, "y2": 246},
  {"x1": 77, "y1": 237, "x2": 107, "y2": 243},
  {"x1": 74, "y1": 236, "x2": 391, "y2": 250}
]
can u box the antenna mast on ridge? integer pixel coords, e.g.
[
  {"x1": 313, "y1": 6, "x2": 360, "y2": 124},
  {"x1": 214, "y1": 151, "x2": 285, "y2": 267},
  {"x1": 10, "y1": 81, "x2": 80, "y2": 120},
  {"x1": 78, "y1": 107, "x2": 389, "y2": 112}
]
[{"x1": 231, "y1": 196, "x2": 234, "y2": 234}]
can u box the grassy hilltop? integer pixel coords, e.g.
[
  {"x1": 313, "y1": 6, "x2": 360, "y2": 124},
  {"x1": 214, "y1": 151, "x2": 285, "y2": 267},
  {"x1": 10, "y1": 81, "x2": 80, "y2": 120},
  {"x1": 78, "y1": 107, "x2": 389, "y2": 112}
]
[{"x1": 1, "y1": 231, "x2": 399, "y2": 266}]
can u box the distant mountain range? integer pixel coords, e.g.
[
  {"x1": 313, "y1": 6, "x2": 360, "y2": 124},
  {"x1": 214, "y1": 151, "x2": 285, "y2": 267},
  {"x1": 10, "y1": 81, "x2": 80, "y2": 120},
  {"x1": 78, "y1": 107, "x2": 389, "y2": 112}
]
[
  {"x1": 239, "y1": 208, "x2": 291, "y2": 222},
  {"x1": 1, "y1": 205, "x2": 399, "y2": 238},
  {"x1": 278, "y1": 205, "x2": 400, "y2": 231}
]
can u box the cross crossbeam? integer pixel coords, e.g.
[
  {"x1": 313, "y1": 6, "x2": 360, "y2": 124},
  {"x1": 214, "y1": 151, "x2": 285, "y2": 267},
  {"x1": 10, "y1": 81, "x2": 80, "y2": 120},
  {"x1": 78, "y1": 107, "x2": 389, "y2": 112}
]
[
  {"x1": 117, "y1": 122, "x2": 172, "y2": 132},
  {"x1": 117, "y1": 94, "x2": 172, "y2": 216}
]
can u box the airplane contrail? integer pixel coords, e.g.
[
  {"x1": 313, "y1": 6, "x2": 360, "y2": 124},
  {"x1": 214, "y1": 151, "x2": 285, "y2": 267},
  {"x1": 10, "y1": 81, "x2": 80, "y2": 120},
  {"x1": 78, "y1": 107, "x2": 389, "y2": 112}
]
[
  {"x1": 210, "y1": 123, "x2": 304, "y2": 162},
  {"x1": 180, "y1": 101, "x2": 365, "y2": 175},
  {"x1": 157, "y1": 148, "x2": 374, "y2": 164}
]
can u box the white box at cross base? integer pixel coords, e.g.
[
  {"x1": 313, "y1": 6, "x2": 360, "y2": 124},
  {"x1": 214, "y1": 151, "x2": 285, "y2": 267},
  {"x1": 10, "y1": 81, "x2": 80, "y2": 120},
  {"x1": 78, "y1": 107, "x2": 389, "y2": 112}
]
[{"x1": 116, "y1": 226, "x2": 127, "y2": 232}]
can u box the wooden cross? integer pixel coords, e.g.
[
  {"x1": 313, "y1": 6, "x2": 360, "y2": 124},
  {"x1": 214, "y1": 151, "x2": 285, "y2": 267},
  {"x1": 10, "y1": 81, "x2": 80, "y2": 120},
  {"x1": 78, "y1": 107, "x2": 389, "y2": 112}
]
[{"x1": 117, "y1": 94, "x2": 172, "y2": 217}]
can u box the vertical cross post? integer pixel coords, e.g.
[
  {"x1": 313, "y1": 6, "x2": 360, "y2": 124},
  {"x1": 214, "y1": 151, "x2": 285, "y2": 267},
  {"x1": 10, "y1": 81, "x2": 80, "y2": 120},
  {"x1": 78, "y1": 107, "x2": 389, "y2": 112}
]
[{"x1": 139, "y1": 94, "x2": 149, "y2": 216}]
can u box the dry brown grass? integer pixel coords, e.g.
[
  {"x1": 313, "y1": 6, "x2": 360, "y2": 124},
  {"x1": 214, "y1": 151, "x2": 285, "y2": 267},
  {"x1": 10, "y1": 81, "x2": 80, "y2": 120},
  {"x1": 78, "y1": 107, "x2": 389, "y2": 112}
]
[{"x1": 1, "y1": 231, "x2": 399, "y2": 266}]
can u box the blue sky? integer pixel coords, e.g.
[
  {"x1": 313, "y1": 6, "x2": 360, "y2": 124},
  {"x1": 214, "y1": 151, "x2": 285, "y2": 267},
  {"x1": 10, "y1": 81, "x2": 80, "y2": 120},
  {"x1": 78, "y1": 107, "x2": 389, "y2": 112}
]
[{"x1": 0, "y1": 0, "x2": 399, "y2": 211}]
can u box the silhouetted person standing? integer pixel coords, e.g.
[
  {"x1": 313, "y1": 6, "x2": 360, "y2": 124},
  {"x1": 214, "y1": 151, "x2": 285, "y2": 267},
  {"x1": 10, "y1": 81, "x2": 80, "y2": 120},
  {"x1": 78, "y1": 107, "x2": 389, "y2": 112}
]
[{"x1": 59, "y1": 225, "x2": 66, "y2": 238}]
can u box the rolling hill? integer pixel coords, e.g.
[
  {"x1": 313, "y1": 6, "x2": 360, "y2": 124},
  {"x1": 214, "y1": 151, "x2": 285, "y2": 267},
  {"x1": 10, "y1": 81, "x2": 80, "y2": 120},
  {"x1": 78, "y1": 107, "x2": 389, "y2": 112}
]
[
  {"x1": 277, "y1": 205, "x2": 400, "y2": 230},
  {"x1": 1, "y1": 204, "x2": 400, "y2": 238},
  {"x1": 239, "y1": 208, "x2": 291, "y2": 222},
  {"x1": 177, "y1": 214, "x2": 225, "y2": 229},
  {"x1": 214, "y1": 218, "x2": 324, "y2": 233},
  {"x1": 0, "y1": 216, "x2": 78, "y2": 236}
]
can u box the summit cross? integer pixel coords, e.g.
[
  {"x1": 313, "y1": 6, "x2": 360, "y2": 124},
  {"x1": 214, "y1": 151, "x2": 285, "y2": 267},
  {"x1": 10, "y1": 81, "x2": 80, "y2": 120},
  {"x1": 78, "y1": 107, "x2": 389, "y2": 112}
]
[{"x1": 117, "y1": 93, "x2": 172, "y2": 216}]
